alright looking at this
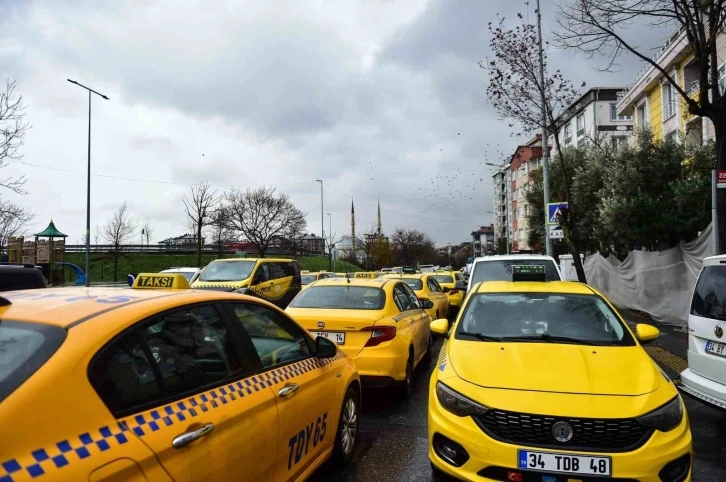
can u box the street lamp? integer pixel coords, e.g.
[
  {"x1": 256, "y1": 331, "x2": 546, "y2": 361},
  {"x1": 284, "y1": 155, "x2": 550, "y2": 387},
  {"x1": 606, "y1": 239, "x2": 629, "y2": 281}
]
[
  {"x1": 316, "y1": 180, "x2": 324, "y2": 255},
  {"x1": 67, "y1": 79, "x2": 109, "y2": 287},
  {"x1": 327, "y1": 212, "x2": 332, "y2": 270}
]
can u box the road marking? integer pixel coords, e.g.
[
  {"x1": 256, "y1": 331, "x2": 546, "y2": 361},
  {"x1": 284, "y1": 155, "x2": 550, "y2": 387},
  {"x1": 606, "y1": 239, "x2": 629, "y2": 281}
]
[{"x1": 645, "y1": 346, "x2": 688, "y2": 374}]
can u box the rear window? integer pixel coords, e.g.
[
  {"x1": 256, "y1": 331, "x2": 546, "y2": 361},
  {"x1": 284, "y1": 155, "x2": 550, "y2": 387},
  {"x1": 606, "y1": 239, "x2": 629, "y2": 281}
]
[
  {"x1": 0, "y1": 321, "x2": 66, "y2": 402},
  {"x1": 691, "y1": 266, "x2": 726, "y2": 320},
  {"x1": 456, "y1": 293, "x2": 634, "y2": 346},
  {"x1": 399, "y1": 279, "x2": 423, "y2": 290},
  {"x1": 301, "y1": 275, "x2": 316, "y2": 285},
  {"x1": 471, "y1": 260, "x2": 560, "y2": 283},
  {"x1": 289, "y1": 286, "x2": 385, "y2": 310},
  {"x1": 431, "y1": 275, "x2": 453, "y2": 284}
]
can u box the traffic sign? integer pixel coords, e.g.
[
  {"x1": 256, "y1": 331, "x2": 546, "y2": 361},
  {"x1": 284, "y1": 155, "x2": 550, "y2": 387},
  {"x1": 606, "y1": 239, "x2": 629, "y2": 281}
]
[
  {"x1": 718, "y1": 170, "x2": 726, "y2": 189},
  {"x1": 549, "y1": 225, "x2": 564, "y2": 240},
  {"x1": 547, "y1": 202, "x2": 568, "y2": 225}
]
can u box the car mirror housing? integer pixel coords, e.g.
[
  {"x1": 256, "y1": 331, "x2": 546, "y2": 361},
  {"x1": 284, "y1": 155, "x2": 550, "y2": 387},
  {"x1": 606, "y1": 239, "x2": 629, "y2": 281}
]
[
  {"x1": 431, "y1": 318, "x2": 449, "y2": 335},
  {"x1": 635, "y1": 324, "x2": 659, "y2": 344},
  {"x1": 454, "y1": 280, "x2": 467, "y2": 291},
  {"x1": 315, "y1": 336, "x2": 337, "y2": 358}
]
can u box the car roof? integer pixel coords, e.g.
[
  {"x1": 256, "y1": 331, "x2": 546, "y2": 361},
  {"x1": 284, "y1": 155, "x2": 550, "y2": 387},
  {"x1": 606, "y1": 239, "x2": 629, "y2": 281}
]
[
  {"x1": 207, "y1": 258, "x2": 293, "y2": 263},
  {"x1": 0, "y1": 287, "x2": 245, "y2": 329},
  {"x1": 380, "y1": 273, "x2": 426, "y2": 280},
  {"x1": 472, "y1": 254, "x2": 557, "y2": 263},
  {"x1": 473, "y1": 280, "x2": 594, "y2": 295},
  {"x1": 310, "y1": 278, "x2": 392, "y2": 288},
  {"x1": 160, "y1": 267, "x2": 199, "y2": 273},
  {"x1": 702, "y1": 255, "x2": 726, "y2": 266}
]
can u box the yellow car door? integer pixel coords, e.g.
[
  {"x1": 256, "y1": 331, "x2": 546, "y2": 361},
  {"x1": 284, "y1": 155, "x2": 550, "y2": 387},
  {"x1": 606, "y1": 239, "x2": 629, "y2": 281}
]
[
  {"x1": 392, "y1": 283, "x2": 424, "y2": 362},
  {"x1": 101, "y1": 303, "x2": 278, "y2": 481},
  {"x1": 227, "y1": 301, "x2": 338, "y2": 482},
  {"x1": 425, "y1": 276, "x2": 450, "y2": 319},
  {"x1": 398, "y1": 282, "x2": 430, "y2": 365}
]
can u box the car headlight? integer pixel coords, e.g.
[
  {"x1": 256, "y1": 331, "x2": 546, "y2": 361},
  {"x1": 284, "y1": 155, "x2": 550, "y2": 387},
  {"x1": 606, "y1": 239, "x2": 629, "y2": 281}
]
[
  {"x1": 637, "y1": 396, "x2": 683, "y2": 432},
  {"x1": 435, "y1": 382, "x2": 489, "y2": 417}
]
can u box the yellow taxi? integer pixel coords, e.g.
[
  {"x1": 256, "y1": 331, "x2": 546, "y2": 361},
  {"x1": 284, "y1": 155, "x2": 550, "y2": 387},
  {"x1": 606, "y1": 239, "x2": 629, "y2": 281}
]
[
  {"x1": 0, "y1": 273, "x2": 360, "y2": 482},
  {"x1": 431, "y1": 271, "x2": 465, "y2": 312},
  {"x1": 428, "y1": 266, "x2": 692, "y2": 482},
  {"x1": 285, "y1": 278, "x2": 433, "y2": 397},
  {"x1": 191, "y1": 258, "x2": 301, "y2": 309},
  {"x1": 301, "y1": 271, "x2": 336, "y2": 290},
  {"x1": 381, "y1": 273, "x2": 450, "y2": 321},
  {"x1": 334, "y1": 272, "x2": 349, "y2": 278}
]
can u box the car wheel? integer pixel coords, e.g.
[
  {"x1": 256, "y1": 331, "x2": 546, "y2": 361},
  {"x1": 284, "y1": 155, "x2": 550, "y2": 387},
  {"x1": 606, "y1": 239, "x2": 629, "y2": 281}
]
[
  {"x1": 332, "y1": 387, "x2": 359, "y2": 465},
  {"x1": 396, "y1": 354, "x2": 414, "y2": 399}
]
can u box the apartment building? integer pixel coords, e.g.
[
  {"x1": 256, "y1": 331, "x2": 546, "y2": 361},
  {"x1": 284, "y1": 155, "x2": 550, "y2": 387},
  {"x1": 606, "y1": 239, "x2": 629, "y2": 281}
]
[
  {"x1": 491, "y1": 165, "x2": 510, "y2": 252},
  {"x1": 509, "y1": 136, "x2": 543, "y2": 252},
  {"x1": 617, "y1": 27, "x2": 724, "y2": 145},
  {"x1": 550, "y1": 87, "x2": 633, "y2": 150},
  {"x1": 471, "y1": 225, "x2": 495, "y2": 257}
]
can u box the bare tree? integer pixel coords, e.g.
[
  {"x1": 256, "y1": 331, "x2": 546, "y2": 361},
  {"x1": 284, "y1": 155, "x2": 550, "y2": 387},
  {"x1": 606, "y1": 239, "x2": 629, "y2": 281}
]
[
  {"x1": 482, "y1": 10, "x2": 587, "y2": 282},
  {"x1": 0, "y1": 79, "x2": 29, "y2": 194},
  {"x1": 0, "y1": 202, "x2": 32, "y2": 248},
  {"x1": 207, "y1": 207, "x2": 232, "y2": 257},
  {"x1": 142, "y1": 217, "x2": 154, "y2": 246},
  {"x1": 556, "y1": 0, "x2": 726, "y2": 252},
  {"x1": 183, "y1": 182, "x2": 219, "y2": 267},
  {"x1": 104, "y1": 202, "x2": 137, "y2": 281},
  {"x1": 224, "y1": 187, "x2": 306, "y2": 257}
]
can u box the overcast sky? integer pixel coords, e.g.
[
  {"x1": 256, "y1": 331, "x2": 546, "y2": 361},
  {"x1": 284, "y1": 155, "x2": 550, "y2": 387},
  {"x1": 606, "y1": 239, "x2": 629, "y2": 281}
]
[{"x1": 0, "y1": 0, "x2": 665, "y2": 246}]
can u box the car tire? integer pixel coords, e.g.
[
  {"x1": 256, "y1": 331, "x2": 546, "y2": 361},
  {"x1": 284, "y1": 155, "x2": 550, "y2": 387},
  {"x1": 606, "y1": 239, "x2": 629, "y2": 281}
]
[
  {"x1": 396, "y1": 354, "x2": 414, "y2": 400},
  {"x1": 332, "y1": 387, "x2": 360, "y2": 465}
]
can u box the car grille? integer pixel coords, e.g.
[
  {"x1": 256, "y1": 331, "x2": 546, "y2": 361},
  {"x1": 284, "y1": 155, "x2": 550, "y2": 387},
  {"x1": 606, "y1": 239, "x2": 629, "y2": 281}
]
[{"x1": 473, "y1": 409, "x2": 653, "y2": 452}]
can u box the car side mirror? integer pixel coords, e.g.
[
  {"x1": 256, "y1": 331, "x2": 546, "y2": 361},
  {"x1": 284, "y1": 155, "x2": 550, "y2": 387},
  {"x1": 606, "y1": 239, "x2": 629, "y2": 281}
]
[
  {"x1": 455, "y1": 280, "x2": 467, "y2": 291},
  {"x1": 430, "y1": 318, "x2": 449, "y2": 336},
  {"x1": 635, "y1": 324, "x2": 659, "y2": 344},
  {"x1": 420, "y1": 299, "x2": 434, "y2": 310},
  {"x1": 442, "y1": 287, "x2": 450, "y2": 293},
  {"x1": 315, "y1": 336, "x2": 337, "y2": 358}
]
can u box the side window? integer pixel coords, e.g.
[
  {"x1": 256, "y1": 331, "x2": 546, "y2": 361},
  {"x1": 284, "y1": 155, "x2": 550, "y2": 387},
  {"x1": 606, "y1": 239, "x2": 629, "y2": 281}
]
[
  {"x1": 229, "y1": 303, "x2": 313, "y2": 368},
  {"x1": 393, "y1": 284, "x2": 412, "y2": 312},
  {"x1": 401, "y1": 283, "x2": 421, "y2": 310},
  {"x1": 427, "y1": 278, "x2": 441, "y2": 292},
  {"x1": 268, "y1": 262, "x2": 286, "y2": 281},
  {"x1": 253, "y1": 263, "x2": 269, "y2": 284},
  {"x1": 89, "y1": 304, "x2": 243, "y2": 416}
]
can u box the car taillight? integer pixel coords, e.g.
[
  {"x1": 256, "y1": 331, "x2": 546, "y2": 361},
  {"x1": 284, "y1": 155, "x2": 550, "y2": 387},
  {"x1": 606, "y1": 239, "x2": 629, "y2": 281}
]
[{"x1": 362, "y1": 326, "x2": 396, "y2": 347}]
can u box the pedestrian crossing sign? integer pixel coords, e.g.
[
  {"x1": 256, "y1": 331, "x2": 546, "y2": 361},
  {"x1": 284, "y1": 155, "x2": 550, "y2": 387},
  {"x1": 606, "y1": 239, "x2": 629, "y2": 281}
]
[{"x1": 547, "y1": 202, "x2": 568, "y2": 225}]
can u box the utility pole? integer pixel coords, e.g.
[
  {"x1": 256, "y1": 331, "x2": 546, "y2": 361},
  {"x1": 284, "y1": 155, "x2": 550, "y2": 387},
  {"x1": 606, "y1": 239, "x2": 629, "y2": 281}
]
[
  {"x1": 316, "y1": 180, "x2": 324, "y2": 256},
  {"x1": 713, "y1": 170, "x2": 720, "y2": 256},
  {"x1": 536, "y1": 0, "x2": 552, "y2": 256}
]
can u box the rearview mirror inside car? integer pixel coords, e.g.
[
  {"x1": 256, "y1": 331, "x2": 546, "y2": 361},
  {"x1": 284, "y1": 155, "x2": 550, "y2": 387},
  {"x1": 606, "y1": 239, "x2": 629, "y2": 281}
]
[
  {"x1": 635, "y1": 324, "x2": 659, "y2": 344},
  {"x1": 430, "y1": 318, "x2": 449, "y2": 335},
  {"x1": 315, "y1": 336, "x2": 337, "y2": 358}
]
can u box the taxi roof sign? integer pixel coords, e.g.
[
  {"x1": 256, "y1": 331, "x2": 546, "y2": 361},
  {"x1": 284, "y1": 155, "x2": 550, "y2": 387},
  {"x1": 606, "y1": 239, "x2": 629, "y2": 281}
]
[
  {"x1": 512, "y1": 265, "x2": 546, "y2": 282},
  {"x1": 132, "y1": 273, "x2": 190, "y2": 289},
  {"x1": 402, "y1": 266, "x2": 416, "y2": 274}
]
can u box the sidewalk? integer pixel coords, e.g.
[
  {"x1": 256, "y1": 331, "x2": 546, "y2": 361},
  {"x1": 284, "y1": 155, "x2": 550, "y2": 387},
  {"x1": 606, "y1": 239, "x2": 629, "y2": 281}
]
[{"x1": 617, "y1": 306, "x2": 689, "y2": 381}]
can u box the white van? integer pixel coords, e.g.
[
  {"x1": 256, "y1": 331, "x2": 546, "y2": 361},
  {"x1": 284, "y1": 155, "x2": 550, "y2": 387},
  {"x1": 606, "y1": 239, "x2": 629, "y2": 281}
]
[
  {"x1": 467, "y1": 254, "x2": 562, "y2": 292},
  {"x1": 680, "y1": 254, "x2": 726, "y2": 410}
]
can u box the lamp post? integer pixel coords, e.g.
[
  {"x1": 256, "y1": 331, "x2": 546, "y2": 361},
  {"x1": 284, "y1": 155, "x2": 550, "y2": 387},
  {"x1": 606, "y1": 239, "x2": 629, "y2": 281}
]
[
  {"x1": 67, "y1": 79, "x2": 109, "y2": 287},
  {"x1": 316, "y1": 180, "x2": 324, "y2": 256},
  {"x1": 327, "y1": 212, "x2": 332, "y2": 270},
  {"x1": 535, "y1": 0, "x2": 552, "y2": 256}
]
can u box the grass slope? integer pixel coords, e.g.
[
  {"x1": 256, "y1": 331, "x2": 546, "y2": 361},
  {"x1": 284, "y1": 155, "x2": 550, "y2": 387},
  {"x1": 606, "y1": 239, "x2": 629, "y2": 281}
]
[{"x1": 61, "y1": 252, "x2": 360, "y2": 283}]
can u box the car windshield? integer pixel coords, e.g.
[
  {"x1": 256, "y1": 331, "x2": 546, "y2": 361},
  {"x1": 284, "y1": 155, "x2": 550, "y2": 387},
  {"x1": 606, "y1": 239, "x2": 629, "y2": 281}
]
[
  {"x1": 470, "y1": 260, "x2": 560, "y2": 283},
  {"x1": 0, "y1": 321, "x2": 66, "y2": 402},
  {"x1": 289, "y1": 286, "x2": 386, "y2": 310},
  {"x1": 455, "y1": 293, "x2": 635, "y2": 346},
  {"x1": 301, "y1": 275, "x2": 316, "y2": 285},
  {"x1": 431, "y1": 275, "x2": 453, "y2": 284},
  {"x1": 199, "y1": 260, "x2": 256, "y2": 282}
]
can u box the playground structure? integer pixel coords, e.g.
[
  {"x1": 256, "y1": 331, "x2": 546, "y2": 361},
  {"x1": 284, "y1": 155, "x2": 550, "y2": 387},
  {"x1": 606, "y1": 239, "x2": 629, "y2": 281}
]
[{"x1": 8, "y1": 219, "x2": 86, "y2": 285}]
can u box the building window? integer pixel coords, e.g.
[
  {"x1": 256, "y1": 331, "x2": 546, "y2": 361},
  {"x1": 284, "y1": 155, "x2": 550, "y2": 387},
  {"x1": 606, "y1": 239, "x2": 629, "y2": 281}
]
[
  {"x1": 564, "y1": 123, "x2": 572, "y2": 143},
  {"x1": 719, "y1": 63, "x2": 726, "y2": 95},
  {"x1": 611, "y1": 136, "x2": 627, "y2": 149},
  {"x1": 663, "y1": 82, "x2": 677, "y2": 119},
  {"x1": 578, "y1": 137, "x2": 587, "y2": 148},
  {"x1": 636, "y1": 103, "x2": 648, "y2": 127},
  {"x1": 576, "y1": 114, "x2": 585, "y2": 136},
  {"x1": 610, "y1": 103, "x2": 632, "y2": 121}
]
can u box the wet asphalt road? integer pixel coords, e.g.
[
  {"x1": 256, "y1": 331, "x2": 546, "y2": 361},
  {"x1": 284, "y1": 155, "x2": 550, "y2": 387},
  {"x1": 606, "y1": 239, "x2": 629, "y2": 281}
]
[{"x1": 310, "y1": 332, "x2": 726, "y2": 482}]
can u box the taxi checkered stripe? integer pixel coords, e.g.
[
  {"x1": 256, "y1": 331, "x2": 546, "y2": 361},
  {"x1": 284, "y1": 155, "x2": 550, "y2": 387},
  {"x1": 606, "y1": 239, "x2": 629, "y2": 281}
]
[
  {"x1": 438, "y1": 340, "x2": 447, "y2": 371},
  {"x1": 0, "y1": 353, "x2": 344, "y2": 482}
]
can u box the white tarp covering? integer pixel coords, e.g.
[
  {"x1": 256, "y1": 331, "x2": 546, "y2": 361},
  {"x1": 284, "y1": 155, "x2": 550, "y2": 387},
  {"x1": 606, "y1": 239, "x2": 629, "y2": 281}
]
[{"x1": 584, "y1": 224, "x2": 713, "y2": 326}]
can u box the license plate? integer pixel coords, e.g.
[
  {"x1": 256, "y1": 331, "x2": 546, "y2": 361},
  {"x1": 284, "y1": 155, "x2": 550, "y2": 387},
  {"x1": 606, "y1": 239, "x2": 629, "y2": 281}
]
[
  {"x1": 518, "y1": 450, "x2": 611, "y2": 476},
  {"x1": 310, "y1": 331, "x2": 345, "y2": 345},
  {"x1": 706, "y1": 340, "x2": 726, "y2": 357}
]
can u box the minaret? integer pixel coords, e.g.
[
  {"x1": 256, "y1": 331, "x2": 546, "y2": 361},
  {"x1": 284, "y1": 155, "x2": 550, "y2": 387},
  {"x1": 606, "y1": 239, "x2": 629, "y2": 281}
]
[
  {"x1": 351, "y1": 200, "x2": 356, "y2": 253},
  {"x1": 377, "y1": 199, "x2": 382, "y2": 237}
]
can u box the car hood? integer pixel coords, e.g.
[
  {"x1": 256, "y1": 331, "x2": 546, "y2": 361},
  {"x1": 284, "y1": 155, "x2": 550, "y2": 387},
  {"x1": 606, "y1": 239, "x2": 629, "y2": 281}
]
[{"x1": 449, "y1": 340, "x2": 660, "y2": 396}]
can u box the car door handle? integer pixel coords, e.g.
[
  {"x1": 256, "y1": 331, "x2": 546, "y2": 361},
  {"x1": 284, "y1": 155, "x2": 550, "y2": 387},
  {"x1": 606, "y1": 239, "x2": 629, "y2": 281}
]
[
  {"x1": 279, "y1": 383, "x2": 299, "y2": 397},
  {"x1": 172, "y1": 423, "x2": 214, "y2": 449}
]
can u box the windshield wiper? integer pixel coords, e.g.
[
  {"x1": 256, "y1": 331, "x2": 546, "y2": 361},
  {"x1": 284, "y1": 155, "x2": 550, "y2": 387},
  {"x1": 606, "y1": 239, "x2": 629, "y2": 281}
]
[
  {"x1": 458, "y1": 331, "x2": 502, "y2": 342},
  {"x1": 500, "y1": 334, "x2": 596, "y2": 345}
]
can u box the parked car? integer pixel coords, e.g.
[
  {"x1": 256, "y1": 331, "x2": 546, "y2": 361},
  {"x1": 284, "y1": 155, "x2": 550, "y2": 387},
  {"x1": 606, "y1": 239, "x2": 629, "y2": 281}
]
[
  {"x1": 160, "y1": 267, "x2": 202, "y2": 283},
  {"x1": 467, "y1": 254, "x2": 561, "y2": 292},
  {"x1": 680, "y1": 254, "x2": 726, "y2": 411},
  {"x1": 0, "y1": 263, "x2": 46, "y2": 291}
]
